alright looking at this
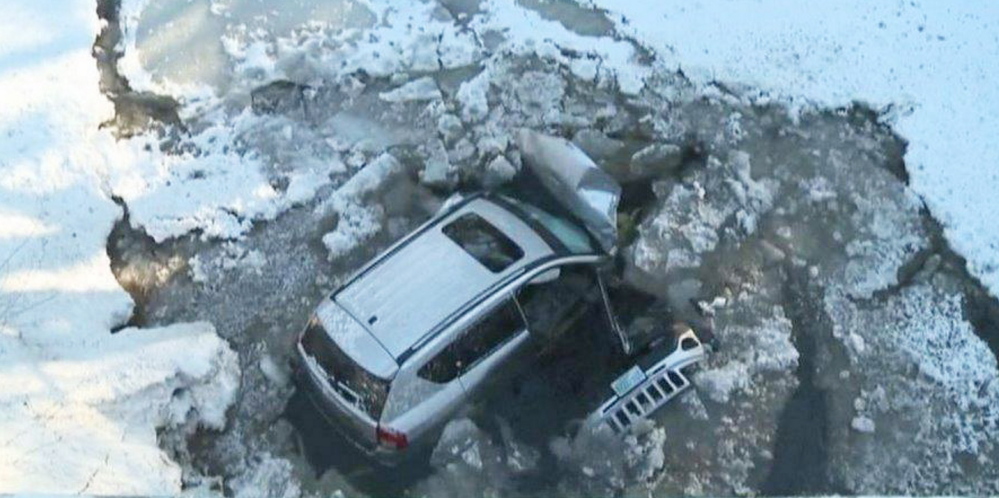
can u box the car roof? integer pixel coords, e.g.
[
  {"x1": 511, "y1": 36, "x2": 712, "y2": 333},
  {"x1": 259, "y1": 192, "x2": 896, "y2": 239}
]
[{"x1": 334, "y1": 197, "x2": 556, "y2": 358}]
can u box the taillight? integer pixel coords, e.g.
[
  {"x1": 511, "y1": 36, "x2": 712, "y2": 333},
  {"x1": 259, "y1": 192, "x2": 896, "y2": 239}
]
[{"x1": 376, "y1": 425, "x2": 409, "y2": 450}]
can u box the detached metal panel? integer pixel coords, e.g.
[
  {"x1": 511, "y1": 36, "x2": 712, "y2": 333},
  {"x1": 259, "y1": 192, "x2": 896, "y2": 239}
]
[
  {"x1": 517, "y1": 129, "x2": 621, "y2": 253},
  {"x1": 587, "y1": 329, "x2": 708, "y2": 435}
]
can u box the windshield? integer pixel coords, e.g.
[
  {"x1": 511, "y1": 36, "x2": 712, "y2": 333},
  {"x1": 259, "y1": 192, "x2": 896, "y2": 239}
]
[{"x1": 504, "y1": 197, "x2": 596, "y2": 254}]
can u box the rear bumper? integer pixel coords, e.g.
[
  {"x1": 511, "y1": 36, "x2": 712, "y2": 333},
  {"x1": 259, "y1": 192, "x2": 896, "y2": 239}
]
[{"x1": 292, "y1": 346, "x2": 405, "y2": 464}]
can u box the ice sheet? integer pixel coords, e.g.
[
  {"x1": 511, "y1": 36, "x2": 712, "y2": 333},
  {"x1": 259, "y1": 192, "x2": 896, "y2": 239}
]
[
  {"x1": 0, "y1": 1, "x2": 239, "y2": 493},
  {"x1": 592, "y1": 0, "x2": 999, "y2": 298}
]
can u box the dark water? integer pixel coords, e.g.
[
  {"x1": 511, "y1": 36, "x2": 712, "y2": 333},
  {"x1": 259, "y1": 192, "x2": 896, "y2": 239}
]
[{"x1": 762, "y1": 269, "x2": 837, "y2": 495}]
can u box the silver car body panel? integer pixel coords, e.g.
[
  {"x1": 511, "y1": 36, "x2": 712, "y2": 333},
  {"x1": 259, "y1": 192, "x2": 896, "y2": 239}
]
[
  {"x1": 314, "y1": 299, "x2": 398, "y2": 379},
  {"x1": 297, "y1": 341, "x2": 382, "y2": 449},
  {"x1": 379, "y1": 258, "x2": 596, "y2": 443},
  {"x1": 380, "y1": 342, "x2": 466, "y2": 451},
  {"x1": 336, "y1": 198, "x2": 554, "y2": 358},
  {"x1": 379, "y1": 293, "x2": 531, "y2": 444},
  {"x1": 517, "y1": 129, "x2": 621, "y2": 253}
]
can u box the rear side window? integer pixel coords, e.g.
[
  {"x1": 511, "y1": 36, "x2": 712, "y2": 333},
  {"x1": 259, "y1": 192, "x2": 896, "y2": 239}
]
[
  {"x1": 419, "y1": 299, "x2": 525, "y2": 383},
  {"x1": 442, "y1": 213, "x2": 524, "y2": 273},
  {"x1": 301, "y1": 320, "x2": 390, "y2": 417}
]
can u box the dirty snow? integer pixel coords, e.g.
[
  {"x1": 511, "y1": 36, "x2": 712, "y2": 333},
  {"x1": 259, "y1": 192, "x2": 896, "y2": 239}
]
[
  {"x1": 823, "y1": 281, "x2": 999, "y2": 493},
  {"x1": 695, "y1": 303, "x2": 798, "y2": 404},
  {"x1": 595, "y1": 0, "x2": 999, "y2": 298},
  {"x1": 618, "y1": 77, "x2": 990, "y2": 494},
  {"x1": 420, "y1": 417, "x2": 544, "y2": 496},
  {"x1": 108, "y1": 0, "x2": 654, "y2": 245},
  {"x1": 633, "y1": 151, "x2": 778, "y2": 273},
  {"x1": 229, "y1": 452, "x2": 301, "y2": 498},
  {"x1": 0, "y1": 2, "x2": 239, "y2": 493}
]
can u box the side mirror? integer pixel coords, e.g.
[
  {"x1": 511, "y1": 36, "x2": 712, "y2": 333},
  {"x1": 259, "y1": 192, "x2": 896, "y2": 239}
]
[{"x1": 529, "y1": 268, "x2": 561, "y2": 285}]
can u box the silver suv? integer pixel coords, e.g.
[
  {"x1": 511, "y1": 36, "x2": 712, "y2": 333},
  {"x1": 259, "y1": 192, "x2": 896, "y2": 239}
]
[{"x1": 294, "y1": 132, "x2": 648, "y2": 461}]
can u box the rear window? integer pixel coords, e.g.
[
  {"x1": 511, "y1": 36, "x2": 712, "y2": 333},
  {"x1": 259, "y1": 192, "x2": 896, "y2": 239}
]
[
  {"x1": 301, "y1": 320, "x2": 389, "y2": 417},
  {"x1": 442, "y1": 213, "x2": 524, "y2": 273}
]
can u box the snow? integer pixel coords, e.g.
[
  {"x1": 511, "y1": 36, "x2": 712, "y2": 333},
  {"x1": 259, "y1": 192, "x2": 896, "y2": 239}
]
[
  {"x1": 318, "y1": 153, "x2": 402, "y2": 260},
  {"x1": 106, "y1": 109, "x2": 342, "y2": 242},
  {"x1": 0, "y1": 322, "x2": 238, "y2": 494},
  {"x1": 695, "y1": 302, "x2": 798, "y2": 404},
  {"x1": 593, "y1": 0, "x2": 999, "y2": 298},
  {"x1": 378, "y1": 77, "x2": 442, "y2": 103},
  {"x1": 0, "y1": 1, "x2": 239, "y2": 494},
  {"x1": 823, "y1": 282, "x2": 999, "y2": 492}
]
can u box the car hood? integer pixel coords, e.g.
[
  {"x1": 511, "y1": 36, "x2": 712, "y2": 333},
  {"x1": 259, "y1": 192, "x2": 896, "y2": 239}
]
[{"x1": 517, "y1": 129, "x2": 621, "y2": 253}]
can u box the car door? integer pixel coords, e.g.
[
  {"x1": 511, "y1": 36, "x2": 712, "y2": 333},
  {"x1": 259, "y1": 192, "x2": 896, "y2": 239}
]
[
  {"x1": 383, "y1": 341, "x2": 469, "y2": 446},
  {"x1": 453, "y1": 296, "x2": 530, "y2": 395},
  {"x1": 515, "y1": 264, "x2": 598, "y2": 347}
]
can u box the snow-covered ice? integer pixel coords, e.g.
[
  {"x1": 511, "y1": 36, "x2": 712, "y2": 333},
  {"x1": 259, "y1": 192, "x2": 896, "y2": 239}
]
[
  {"x1": 0, "y1": 0, "x2": 257, "y2": 493},
  {"x1": 695, "y1": 303, "x2": 798, "y2": 404},
  {"x1": 0, "y1": 2, "x2": 239, "y2": 493},
  {"x1": 106, "y1": 0, "x2": 656, "y2": 250},
  {"x1": 318, "y1": 153, "x2": 401, "y2": 260},
  {"x1": 593, "y1": 0, "x2": 999, "y2": 298},
  {"x1": 823, "y1": 282, "x2": 999, "y2": 493}
]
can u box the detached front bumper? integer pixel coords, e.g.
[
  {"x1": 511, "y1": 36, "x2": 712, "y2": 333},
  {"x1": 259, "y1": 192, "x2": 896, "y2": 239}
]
[{"x1": 586, "y1": 327, "x2": 707, "y2": 435}]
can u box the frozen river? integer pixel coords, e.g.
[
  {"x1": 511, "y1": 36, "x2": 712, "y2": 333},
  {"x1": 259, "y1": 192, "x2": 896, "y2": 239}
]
[{"x1": 61, "y1": 0, "x2": 999, "y2": 495}]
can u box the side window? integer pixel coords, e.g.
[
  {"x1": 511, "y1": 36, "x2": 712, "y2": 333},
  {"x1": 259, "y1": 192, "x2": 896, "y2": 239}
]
[
  {"x1": 516, "y1": 265, "x2": 595, "y2": 339},
  {"x1": 418, "y1": 299, "x2": 525, "y2": 383}
]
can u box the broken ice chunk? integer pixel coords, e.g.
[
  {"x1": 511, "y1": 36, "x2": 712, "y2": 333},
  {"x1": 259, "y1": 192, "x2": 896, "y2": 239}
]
[
  {"x1": 482, "y1": 155, "x2": 517, "y2": 188},
  {"x1": 630, "y1": 143, "x2": 683, "y2": 177},
  {"x1": 437, "y1": 113, "x2": 464, "y2": 142},
  {"x1": 378, "y1": 76, "x2": 442, "y2": 103},
  {"x1": 419, "y1": 140, "x2": 457, "y2": 189},
  {"x1": 457, "y1": 69, "x2": 491, "y2": 123},
  {"x1": 573, "y1": 129, "x2": 625, "y2": 162},
  {"x1": 851, "y1": 416, "x2": 876, "y2": 433}
]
